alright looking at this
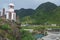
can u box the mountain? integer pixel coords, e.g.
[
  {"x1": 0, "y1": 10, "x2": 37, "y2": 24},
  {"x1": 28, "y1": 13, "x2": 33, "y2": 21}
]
[
  {"x1": 51, "y1": 6, "x2": 60, "y2": 24},
  {"x1": 32, "y1": 2, "x2": 57, "y2": 24},
  {"x1": 15, "y1": 2, "x2": 60, "y2": 24},
  {"x1": 15, "y1": 8, "x2": 35, "y2": 18},
  {"x1": 36, "y1": 2, "x2": 57, "y2": 11}
]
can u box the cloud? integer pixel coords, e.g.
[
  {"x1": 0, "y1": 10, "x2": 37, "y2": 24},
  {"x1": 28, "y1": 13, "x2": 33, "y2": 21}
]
[
  {"x1": 11, "y1": 0, "x2": 60, "y2": 9},
  {"x1": 0, "y1": 0, "x2": 60, "y2": 9}
]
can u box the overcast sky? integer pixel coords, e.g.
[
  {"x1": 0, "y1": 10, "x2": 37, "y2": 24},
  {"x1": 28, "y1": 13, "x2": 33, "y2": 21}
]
[{"x1": 0, "y1": 0, "x2": 60, "y2": 10}]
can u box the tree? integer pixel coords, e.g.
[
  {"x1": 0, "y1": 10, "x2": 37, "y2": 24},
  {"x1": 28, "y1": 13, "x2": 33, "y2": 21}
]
[
  {"x1": 0, "y1": 24, "x2": 11, "y2": 30},
  {"x1": 20, "y1": 29, "x2": 35, "y2": 40}
]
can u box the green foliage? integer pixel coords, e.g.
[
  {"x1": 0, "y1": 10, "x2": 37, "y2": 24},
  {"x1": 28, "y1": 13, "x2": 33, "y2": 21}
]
[
  {"x1": 20, "y1": 29, "x2": 35, "y2": 40},
  {"x1": 21, "y1": 16, "x2": 33, "y2": 24},
  {"x1": 0, "y1": 18, "x2": 2, "y2": 22},
  {"x1": 15, "y1": 8, "x2": 35, "y2": 18},
  {"x1": 0, "y1": 24, "x2": 11, "y2": 30},
  {"x1": 7, "y1": 34, "x2": 16, "y2": 40},
  {"x1": 32, "y1": 2, "x2": 57, "y2": 24},
  {"x1": 34, "y1": 26, "x2": 46, "y2": 31},
  {"x1": 15, "y1": 2, "x2": 60, "y2": 24},
  {"x1": 36, "y1": 2, "x2": 57, "y2": 11},
  {"x1": 50, "y1": 7, "x2": 60, "y2": 24}
]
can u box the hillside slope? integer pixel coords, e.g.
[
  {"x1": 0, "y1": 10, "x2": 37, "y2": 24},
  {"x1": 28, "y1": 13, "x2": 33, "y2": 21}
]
[
  {"x1": 0, "y1": 18, "x2": 21, "y2": 40},
  {"x1": 15, "y1": 2, "x2": 60, "y2": 24}
]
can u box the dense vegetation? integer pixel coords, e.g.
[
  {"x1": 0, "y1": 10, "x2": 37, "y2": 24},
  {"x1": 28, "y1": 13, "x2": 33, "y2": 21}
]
[
  {"x1": 20, "y1": 29, "x2": 35, "y2": 40},
  {"x1": 0, "y1": 18, "x2": 36, "y2": 40},
  {"x1": 32, "y1": 2, "x2": 57, "y2": 24},
  {"x1": 1, "y1": 2, "x2": 60, "y2": 40},
  {"x1": 15, "y1": 8, "x2": 35, "y2": 18},
  {"x1": 15, "y1": 2, "x2": 60, "y2": 24}
]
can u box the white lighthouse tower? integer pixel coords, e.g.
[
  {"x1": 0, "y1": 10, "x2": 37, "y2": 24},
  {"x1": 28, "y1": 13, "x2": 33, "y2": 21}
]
[{"x1": 6, "y1": 3, "x2": 16, "y2": 21}]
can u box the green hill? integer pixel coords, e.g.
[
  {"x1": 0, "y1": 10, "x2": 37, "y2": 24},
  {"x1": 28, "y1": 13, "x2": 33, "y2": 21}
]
[
  {"x1": 51, "y1": 6, "x2": 60, "y2": 24},
  {"x1": 32, "y1": 2, "x2": 57, "y2": 24},
  {"x1": 36, "y1": 2, "x2": 57, "y2": 11},
  {"x1": 15, "y1": 8, "x2": 35, "y2": 18},
  {"x1": 15, "y1": 2, "x2": 60, "y2": 24}
]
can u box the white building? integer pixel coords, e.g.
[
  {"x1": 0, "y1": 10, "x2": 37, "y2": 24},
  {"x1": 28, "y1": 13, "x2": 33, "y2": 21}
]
[
  {"x1": 6, "y1": 3, "x2": 16, "y2": 21},
  {"x1": 0, "y1": 3, "x2": 17, "y2": 21}
]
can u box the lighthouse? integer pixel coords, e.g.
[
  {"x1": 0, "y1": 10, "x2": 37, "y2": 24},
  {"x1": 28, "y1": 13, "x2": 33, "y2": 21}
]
[{"x1": 6, "y1": 3, "x2": 16, "y2": 21}]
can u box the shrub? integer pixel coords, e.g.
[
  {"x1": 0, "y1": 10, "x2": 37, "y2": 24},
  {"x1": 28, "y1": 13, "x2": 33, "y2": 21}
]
[
  {"x1": 0, "y1": 24, "x2": 11, "y2": 30},
  {"x1": 20, "y1": 29, "x2": 35, "y2": 40}
]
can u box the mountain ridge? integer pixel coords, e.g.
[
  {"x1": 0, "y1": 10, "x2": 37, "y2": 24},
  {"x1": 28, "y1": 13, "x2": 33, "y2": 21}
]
[{"x1": 15, "y1": 2, "x2": 60, "y2": 24}]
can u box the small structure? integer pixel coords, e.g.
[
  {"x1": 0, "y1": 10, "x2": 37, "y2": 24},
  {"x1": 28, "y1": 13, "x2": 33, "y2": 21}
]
[
  {"x1": 51, "y1": 24, "x2": 56, "y2": 26},
  {"x1": 0, "y1": 3, "x2": 17, "y2": 22},
  {"x1": 6, "y1": 3, "x2": 16, "y2": 21}
]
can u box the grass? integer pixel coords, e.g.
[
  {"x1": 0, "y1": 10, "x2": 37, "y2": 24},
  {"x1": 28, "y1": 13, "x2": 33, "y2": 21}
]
[{"x1": 21, "y1": 25, "x2": 60, "y2": 30}]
